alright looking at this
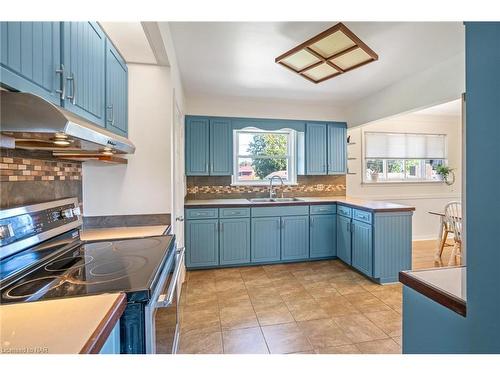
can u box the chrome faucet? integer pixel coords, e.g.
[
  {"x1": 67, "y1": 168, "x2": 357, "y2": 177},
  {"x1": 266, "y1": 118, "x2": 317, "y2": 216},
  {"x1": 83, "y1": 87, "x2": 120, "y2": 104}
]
[{"x1": 269, "y1": 175, "x2": 285, "y2": 199}]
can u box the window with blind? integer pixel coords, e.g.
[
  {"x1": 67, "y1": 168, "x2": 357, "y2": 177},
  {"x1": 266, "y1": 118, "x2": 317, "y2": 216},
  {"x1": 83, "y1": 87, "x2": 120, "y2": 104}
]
[{"x1": 363, "y1": 132, "x2": 447, "y2": 183}]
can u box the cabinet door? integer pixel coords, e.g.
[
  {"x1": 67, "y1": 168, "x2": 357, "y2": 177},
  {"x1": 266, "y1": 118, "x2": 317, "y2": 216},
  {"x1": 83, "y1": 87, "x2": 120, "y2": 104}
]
[
  {"x1": 0, "y1": 22, "x2": 61, "y2": 105},
  {"x1": 327, "y1": 123, "x2": 347, "y2": 174},
  {"x1": 185, "y1": 219, "x2": 219, "y2": 267},
  {"x1": 337, "y1": 215, "x2": 352, "y2": 264},
  {"x1": 305, "y1": 123, "x2": 327, "y2": 175},
  {"x1": 185, "y1": 117, "x2": 210, "y2": 176},
  {"x1": 352, "y1": 220, "x2": 373, "y2": 276},
  {"x1": 310, "y1": 214, "x2": 336, "y2": 258},
  {"x1": 219, "y1": 218, "x2": 250, "y2": 265},
  {"x1": 210, "y1": 118, "x2": 232, "y2": 175},
  {"x1": 282, "y1": 215, "x2": 310, "y2": 261},
  {"x1": 105, "y1": 40, "x2": 128, "y2": 136},
  {"x1": 62, "y1": 22, "x2": 106, "y2": 125},
  {"x1": 251, "y1": 217, "x2": 281, "y2": 263}
]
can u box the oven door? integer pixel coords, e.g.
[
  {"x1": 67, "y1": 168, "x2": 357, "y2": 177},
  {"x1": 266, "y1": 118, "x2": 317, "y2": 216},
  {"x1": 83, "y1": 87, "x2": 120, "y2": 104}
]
[{"x1": 145, "y1": 245, "x2": 185, "y2": 354}]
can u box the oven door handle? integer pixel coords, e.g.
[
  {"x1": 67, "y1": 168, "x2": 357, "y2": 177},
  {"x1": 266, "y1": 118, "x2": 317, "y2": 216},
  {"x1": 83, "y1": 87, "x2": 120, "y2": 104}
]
[{"x1": 156, "y1": 247, "x2": 185, "y2": 308}]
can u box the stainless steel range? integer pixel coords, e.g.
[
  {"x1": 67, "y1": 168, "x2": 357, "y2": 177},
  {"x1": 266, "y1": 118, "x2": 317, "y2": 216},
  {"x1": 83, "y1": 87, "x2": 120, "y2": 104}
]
[{"x1": 0, "y1": 198, "x2": 183, "y2": 354}]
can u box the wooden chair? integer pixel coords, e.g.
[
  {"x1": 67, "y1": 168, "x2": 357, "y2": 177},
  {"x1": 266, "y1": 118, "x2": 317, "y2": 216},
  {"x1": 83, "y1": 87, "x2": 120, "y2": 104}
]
[{"x1": 444, "y1": 201, "x2": 462, "y2": 266}]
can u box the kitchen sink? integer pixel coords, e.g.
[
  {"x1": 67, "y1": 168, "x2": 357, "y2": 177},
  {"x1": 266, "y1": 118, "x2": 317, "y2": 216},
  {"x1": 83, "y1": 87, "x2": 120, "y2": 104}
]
[{"x1": 248, "y1": 197, "x2": 303, "y2": 203}]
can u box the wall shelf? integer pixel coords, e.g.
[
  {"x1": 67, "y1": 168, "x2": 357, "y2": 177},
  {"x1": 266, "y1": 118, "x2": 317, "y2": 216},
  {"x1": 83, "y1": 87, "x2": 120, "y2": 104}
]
[{"x1": 347, "y1": 142, "x2": 356, "y2": 145}]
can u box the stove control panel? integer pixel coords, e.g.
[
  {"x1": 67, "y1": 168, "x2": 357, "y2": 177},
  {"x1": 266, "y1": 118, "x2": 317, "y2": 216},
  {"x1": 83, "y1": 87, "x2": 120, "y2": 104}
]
[{"x1": 0, "y1": 200, "x2": 82, "y2": 250}]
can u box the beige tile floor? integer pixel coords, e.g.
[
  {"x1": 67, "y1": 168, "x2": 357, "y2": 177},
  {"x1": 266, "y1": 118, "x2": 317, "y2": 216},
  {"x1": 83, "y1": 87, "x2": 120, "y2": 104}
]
[
  {"x1": 177, "y1": 239, "x2": 453, "y2": 354},
  {"x1": 178, "y1": 259, "x2": 404, "y2": 354}
]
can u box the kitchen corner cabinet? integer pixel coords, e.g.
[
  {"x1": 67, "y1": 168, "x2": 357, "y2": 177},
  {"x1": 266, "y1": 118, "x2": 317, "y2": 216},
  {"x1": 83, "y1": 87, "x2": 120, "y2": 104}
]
[
  {"x1": 185, "y1": 116, "x2": 232, "y2": 176},
  {"x1": 305, "y1": 122, "x2": 347, "y2": 175},
  {"x1": 62, "y1": 22, "x2": 106, "y2": 126},
  {"x1": 105, "y1": 40, "x2": 128, "y2": 137},
  {"x1": 0, "y1": 21, "x2": 128, "y2": 137},
  {"x1": 0, "y1": 22, "x2": 61, "y2": 105},
  {"x1": 351, "y1": 220, "x2": 373, "y2": 276}
]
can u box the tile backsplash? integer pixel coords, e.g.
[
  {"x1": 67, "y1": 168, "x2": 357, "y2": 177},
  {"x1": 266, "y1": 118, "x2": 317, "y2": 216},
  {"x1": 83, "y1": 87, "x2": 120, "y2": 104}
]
[
  {"x1": 186, "y1": 175, "x2": 346, "y2": 200},
  {"x1": 0, "y1": 149, "x2": 82, "y2": 208}
]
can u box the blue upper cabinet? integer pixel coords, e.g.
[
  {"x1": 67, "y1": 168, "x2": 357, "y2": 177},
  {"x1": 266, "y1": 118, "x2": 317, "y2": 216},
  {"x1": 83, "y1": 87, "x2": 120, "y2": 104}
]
[
  {"x1": 0, "y1": 22, "x2": 62, "y2": 105},
  {"x1": 186, "y1": 117, "x2": 210, "y2": 175},
  {"x1": 105, "y1": 40, "x2": 128, "y2": 137},
  {"x1": 62, "y1": 22, "x2": 106, "y2": 126},
  {"x1": 327, "y1": 123, "x2": 347, "y2": 174},
  {"x1": 305, "y1": 123, "x2": 327, "y2": 175},
  {"x1": 186, "y1": 116, "x2": 233, "y2": 176},
  {"x1": 210, "y1": 118, "x2": 232, "y2": 175}
]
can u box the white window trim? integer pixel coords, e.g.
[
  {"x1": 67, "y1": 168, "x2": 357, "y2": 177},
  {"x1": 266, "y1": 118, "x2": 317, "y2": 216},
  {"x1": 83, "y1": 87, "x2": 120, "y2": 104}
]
[
  {"x1": 362, "y1": 131, "x2": 448, "y2": 184},
  {"x1": 231, "y1": 128, "x2": 297, "y2": 186}
]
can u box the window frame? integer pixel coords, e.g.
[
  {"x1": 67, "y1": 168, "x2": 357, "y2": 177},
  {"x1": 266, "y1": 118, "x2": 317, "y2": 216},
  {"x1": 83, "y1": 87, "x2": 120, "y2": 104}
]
[
  {"x1": 362, "y1": 131, "x2": 448, "y2": 184},
  {"x1": 232, "y1": 128, "x2": 297, "y2": 186}
]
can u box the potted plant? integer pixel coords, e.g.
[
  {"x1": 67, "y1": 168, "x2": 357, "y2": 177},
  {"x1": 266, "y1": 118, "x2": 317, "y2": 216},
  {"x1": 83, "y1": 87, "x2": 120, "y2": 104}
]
[
  {"x1": 436, "y1": 165, "x2": 455, "y2": 185},
  {"x1": 368, "y1": 166, "x2": 380, "y2": 182}
]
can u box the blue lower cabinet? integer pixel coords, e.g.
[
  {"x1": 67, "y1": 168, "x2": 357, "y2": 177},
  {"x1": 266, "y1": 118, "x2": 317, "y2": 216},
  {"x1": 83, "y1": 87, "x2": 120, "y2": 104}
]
[
  {"x1": 310, "y1": 214, "x2": 336, "y2": 258},
  {"x1": 281, "y1": 215, "x2": 309, "y2": 261},
  {"x1": 337, "y1": 215, "x2": 352, "y2": 264},
  {"x1": 351, "y1": 220, "x2": 373, "y2": 276},
  {"x1": 251, "y1": 217, "x2": 281, "y2": 263},
  {"x1": 219, "y1": 218, "x2": 250, "y2": 265},
  {"x1": 185, "y1": 219, "x2": 219, "y2": 268}
]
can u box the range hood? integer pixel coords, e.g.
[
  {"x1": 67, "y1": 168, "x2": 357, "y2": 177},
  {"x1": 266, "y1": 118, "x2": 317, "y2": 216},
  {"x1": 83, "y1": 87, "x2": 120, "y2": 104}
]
[{"x1": 0, "y1": 92, "x2": 135, "y2": 160}]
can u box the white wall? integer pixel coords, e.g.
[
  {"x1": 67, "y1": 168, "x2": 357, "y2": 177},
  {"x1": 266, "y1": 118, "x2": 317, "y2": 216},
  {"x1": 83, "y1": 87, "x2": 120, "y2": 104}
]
[
  {"x1": 83, "y1": 64, "x2": 172, "y2": 216},
  {"x1": 345, "y1": 53, "x2": 465, "y2": 127},
  {"x1": 187, "y1": 95, "x2": 347, "y2": 122},
  {"x1": 347, "y1": 113, "x2": 462, "y2": 240}
]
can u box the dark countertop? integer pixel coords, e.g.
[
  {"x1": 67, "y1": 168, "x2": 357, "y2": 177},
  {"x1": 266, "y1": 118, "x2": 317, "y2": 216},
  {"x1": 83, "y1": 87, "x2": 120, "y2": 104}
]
[
  {"x1": 184, "y1": 196, "x2": 415, "y2": 212},
  {"x1": 399, "y1": 267, "x2": 467, "y2": 316}
]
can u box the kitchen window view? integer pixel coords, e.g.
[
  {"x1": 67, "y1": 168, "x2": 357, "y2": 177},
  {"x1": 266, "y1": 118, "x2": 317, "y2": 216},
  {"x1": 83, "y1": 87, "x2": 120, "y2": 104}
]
[
  {"x1": 233, "y1": 129, "x2": 297, "y2": 184},
  {"x1": 364, "y1": 132, "x2": 447, "y2": 183}
]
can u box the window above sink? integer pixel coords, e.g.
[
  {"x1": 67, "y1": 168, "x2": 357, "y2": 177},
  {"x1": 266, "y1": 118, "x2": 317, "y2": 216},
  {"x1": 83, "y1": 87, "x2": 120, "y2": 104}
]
[{"x1": 232, "y1": 128, "x2": 304, "y2": 186}]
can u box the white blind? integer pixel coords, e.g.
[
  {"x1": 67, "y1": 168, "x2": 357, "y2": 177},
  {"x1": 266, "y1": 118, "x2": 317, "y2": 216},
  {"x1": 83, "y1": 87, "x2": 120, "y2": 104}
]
[{"x1": 365, "y1": 132, "x2": 446, "y2": 159}]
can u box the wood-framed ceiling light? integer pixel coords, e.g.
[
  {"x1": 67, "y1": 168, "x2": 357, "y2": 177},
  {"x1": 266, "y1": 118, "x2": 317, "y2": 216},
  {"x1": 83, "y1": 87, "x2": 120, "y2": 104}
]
[{"x1": 275, "y1": 23, "x2": 378, "y2": 84}]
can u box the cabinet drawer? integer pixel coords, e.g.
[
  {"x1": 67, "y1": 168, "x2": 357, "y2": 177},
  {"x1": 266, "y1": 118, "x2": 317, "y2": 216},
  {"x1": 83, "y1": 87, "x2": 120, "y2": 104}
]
[
  {"x1": 353, "y1": 209, "x2": 372, "y2": 224},
  {"x1": 251, "y1": 205, "x2": 309, "y2": 217},
  {"x1": 186, "y1": 208, "x2": 219, "y2": 220},
  {"x1": 310, "y1": 204, "x2": 337, "y2": 215},
  {"x1": 220, "y1": 207, "x2": 250, "y2": 218},
  {"x1": 337, "y1": 205, "x2": 352, "y2": 218}
]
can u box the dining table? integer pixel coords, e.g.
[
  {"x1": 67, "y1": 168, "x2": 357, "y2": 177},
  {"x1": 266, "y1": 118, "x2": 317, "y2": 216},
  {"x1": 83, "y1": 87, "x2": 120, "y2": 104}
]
[{"x1": 429, "y1": 210, "x2": 453, "y2": 260}]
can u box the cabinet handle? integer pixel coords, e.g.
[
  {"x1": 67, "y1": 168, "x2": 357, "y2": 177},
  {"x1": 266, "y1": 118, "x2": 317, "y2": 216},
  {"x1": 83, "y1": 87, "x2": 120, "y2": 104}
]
[
  {"x1": 206, "y1": 163, "x2": 209, "y2": 173},
  {"x1": 351, "y1": 223, "x2": 355, "y2": 233},
  {"x1": 220, "y1": 223, "x2": 224, "y2": 232},
  {"x1": 55, "y1": 64, "x2": 65, "y2": 100},
  {"x1": 106, "y1": 105, "x2": 114, "y2": 125},
  {"x1": 346, "y1": 222, "x2": 350, "y2": 232},
  {"x1": 311, "y1": 217, "x2": 314, "y2": 226},
  {"x1": 66, "y1": 73, "x2": 76, "y2": 105}
]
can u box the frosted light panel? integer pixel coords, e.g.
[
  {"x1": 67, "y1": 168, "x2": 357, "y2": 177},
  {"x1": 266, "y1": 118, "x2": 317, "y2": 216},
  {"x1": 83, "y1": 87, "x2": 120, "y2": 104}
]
[
  {"x1": 303, "y1": 63, "x2": 338, "y2": 81},
  {"x1": 331, "y1": 48, "x2": 372, "y2": 70},
  {"x1": 309, "y1": 31, "x2": 356, "y2": 58},
  {"x1": 280, "y1": 50, "x2": 320, "y2": 71}
]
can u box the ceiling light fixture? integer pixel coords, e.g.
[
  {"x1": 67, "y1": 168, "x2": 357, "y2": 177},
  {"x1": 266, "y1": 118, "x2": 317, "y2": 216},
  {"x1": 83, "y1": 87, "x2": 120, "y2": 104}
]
[{"x1": 275, "y1": 23, "x2": 378, "y2": 84}]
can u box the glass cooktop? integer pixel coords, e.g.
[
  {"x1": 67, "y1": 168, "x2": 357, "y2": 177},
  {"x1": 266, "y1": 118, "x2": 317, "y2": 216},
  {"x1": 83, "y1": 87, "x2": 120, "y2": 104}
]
[{"x1": 0, "y1": 235, "x2": 174, "y2": 304}]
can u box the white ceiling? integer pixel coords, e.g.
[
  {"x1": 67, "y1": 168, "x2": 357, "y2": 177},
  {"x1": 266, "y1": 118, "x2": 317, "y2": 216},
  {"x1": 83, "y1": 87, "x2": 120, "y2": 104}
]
[
  {"x1": 99, "y1": 22, "x2": 157, "y2": 64},
  {"x1": 169, "y1": 22, "x2": 464, "y2": 105}
]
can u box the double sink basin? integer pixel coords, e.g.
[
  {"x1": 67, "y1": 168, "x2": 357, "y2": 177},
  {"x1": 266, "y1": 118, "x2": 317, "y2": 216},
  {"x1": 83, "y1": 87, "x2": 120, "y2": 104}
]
[{"x1": 247, "y1": 197, "x2": 303, "y2": 203}]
